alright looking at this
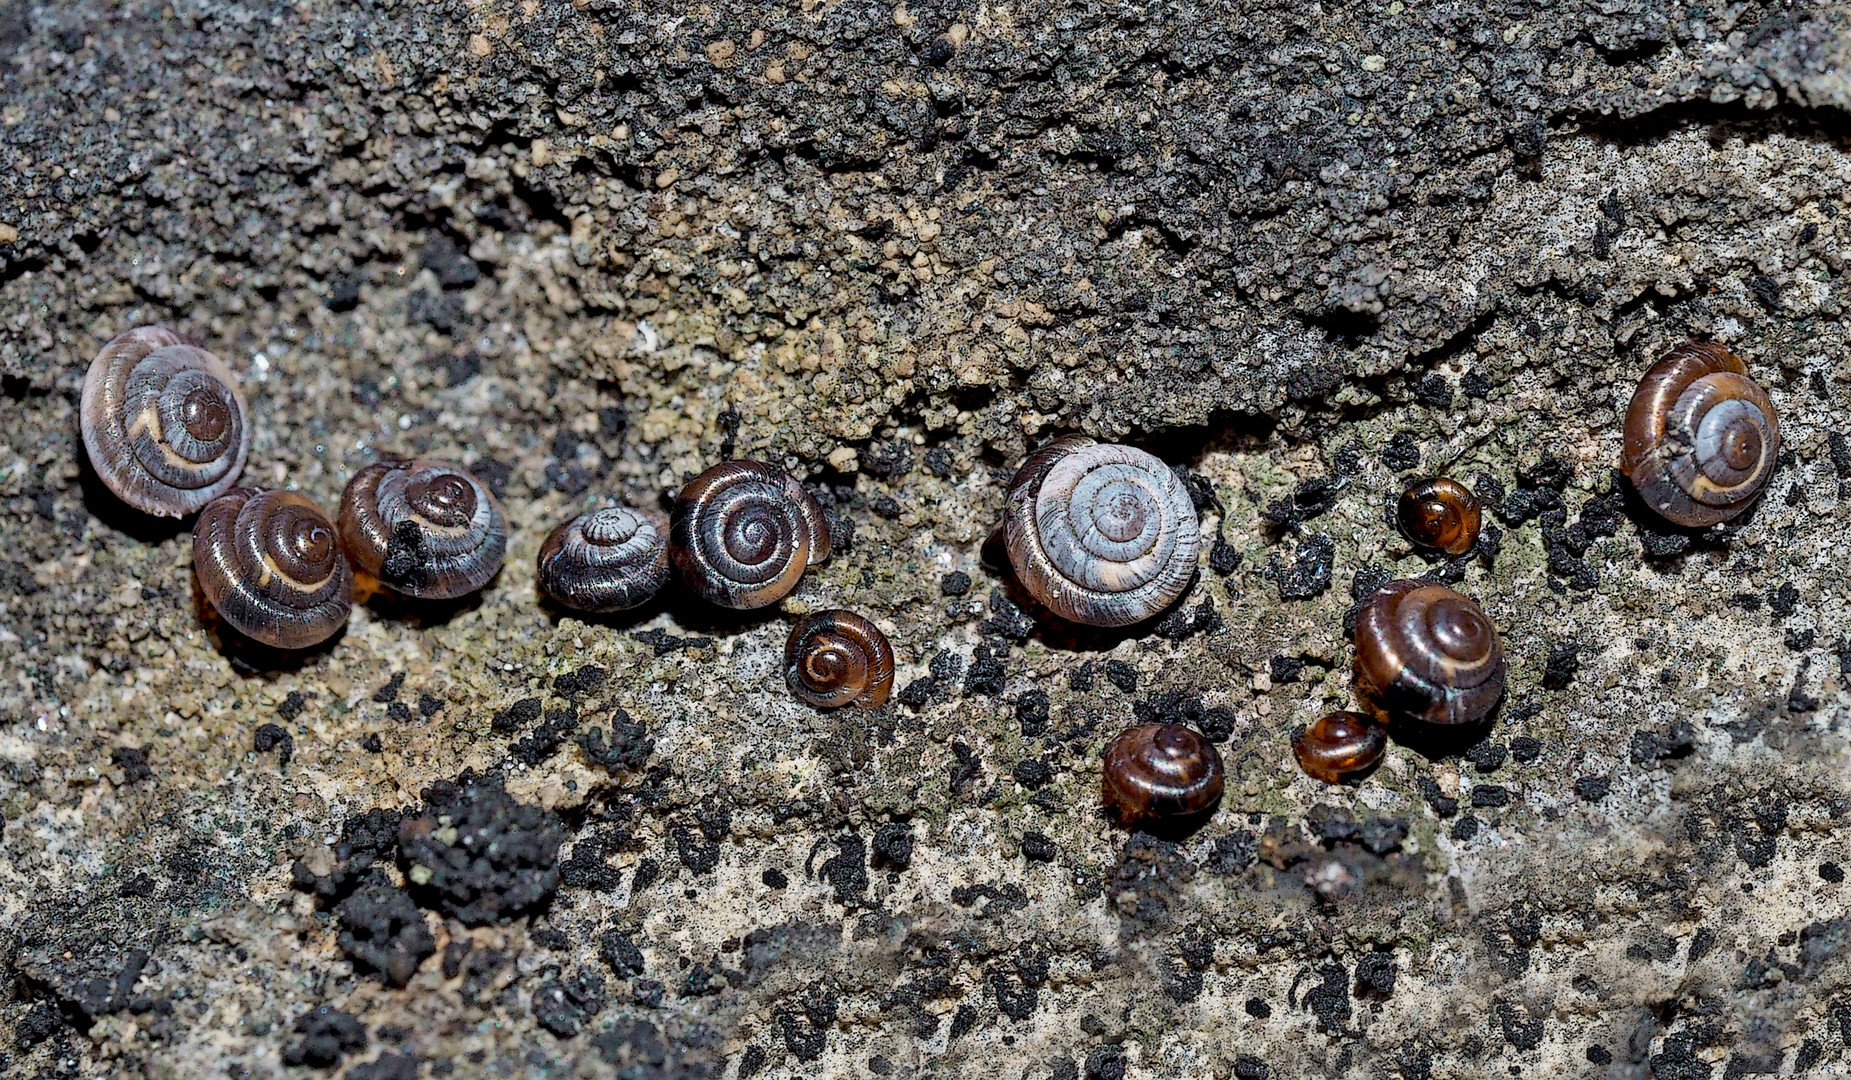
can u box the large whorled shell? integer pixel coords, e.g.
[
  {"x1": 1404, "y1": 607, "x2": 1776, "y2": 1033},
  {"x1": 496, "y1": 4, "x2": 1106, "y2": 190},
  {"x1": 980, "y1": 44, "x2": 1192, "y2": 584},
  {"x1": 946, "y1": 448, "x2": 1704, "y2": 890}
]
[
  {"x1": 784, "y1": 610, "x2": 895, "y2": 709},
  {"x1": 194, "y1": 487, "x2": 353, "y2": 649},
  {"x1": 669, "y1": 461, "x2": 830, "y2": 610},
  {"x1": 1353, "y1": 579, "x2": 1505, "y2": 727},
  {"x1": 536, "y1": 506, "x2": 670, "y2": 612},
  {"x1": 1002, "y1": 436, "x2": 1200, "y2": 627},
  {"x1": 81, "y1": 326, "x2": 250, "y2": 517},
  {"x1": 338, "y1": 459, "x2": 507, "y2": 599},
  {"x1": 1621, "y1": 340, "x2": 1780, "y2": 528},
  {"x1": 1101, "y1": 723, "x2": 1224, "y2": 823}
]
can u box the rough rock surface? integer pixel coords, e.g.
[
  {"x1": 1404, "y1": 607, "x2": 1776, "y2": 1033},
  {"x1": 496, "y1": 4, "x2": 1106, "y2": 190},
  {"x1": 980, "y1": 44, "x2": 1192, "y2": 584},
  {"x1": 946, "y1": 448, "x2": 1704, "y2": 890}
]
[{"x1": 4, "y1": 1, "x2": 1851, "y2": 1077}]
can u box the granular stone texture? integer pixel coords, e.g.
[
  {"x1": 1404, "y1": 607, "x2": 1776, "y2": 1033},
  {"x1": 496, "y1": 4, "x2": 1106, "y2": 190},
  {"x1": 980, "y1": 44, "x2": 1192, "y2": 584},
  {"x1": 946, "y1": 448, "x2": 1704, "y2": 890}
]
[{"x1": 6, "y1": 1, "x2": 1851, "y2": 1079}]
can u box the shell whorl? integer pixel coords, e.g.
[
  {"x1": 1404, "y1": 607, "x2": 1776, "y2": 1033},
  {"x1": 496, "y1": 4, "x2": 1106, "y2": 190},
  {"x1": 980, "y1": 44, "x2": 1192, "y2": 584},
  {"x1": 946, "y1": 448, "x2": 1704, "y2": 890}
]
[
  {"x1": 1621, "y1": 341, "x2": 1780, "y2": 528},
  {"x1": 338, "y1": 460, "x2": 507, "y2": 599},
  {"x1": 784, "y1": 610, "x2": 895, "y2": 709},
  {"x1": 1353, "y1": 579, "x2": 1505, "y2": 727},
  {"x1": 81, "y1": 326, "x2": 250, "y2": 517},
  {"x1": 1101, "y1": 723, "x2": 1224, "y2": 822},
  {"x1": 669, "y1": 461, "x2": 830, "y2": 610},
  {"x1": 1003, "y1": 436, "x2": 1200, "y2": 627},
  {"x1": 1396, "y1": 477, "x2": 1481, "y2": 556},
  {"x1": 536, "y1": 506, "x2": 670, "y2": 612},
  {"x1": 194, "y1": 488, "x2": 353, "y2": 649}
]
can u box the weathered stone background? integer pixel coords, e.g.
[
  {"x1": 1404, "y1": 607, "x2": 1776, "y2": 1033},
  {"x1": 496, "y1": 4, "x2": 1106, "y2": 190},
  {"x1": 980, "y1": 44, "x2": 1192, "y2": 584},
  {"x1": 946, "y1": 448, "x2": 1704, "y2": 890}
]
[{"x1": 5, "y1": 0, "x2": 1851, "y2": 1077}]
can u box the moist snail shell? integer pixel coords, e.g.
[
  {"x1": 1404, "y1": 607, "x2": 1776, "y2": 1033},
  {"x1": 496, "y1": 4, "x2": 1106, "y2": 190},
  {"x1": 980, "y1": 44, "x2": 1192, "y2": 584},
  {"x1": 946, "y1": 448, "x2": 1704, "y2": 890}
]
[
  {"x1": 1002, "y1": 436, "x2": 1201, "y2": 627},
  {"x1": 1353, "y1": 579, "x2": 1506, "y2": 727},
  {"x1": 1294, "y1": 711, "x2": 1388, "y2": 784},
  {"x1": 1396, "y1": 477, "x2": 1481, "y2": 556},
  {"x1": 784, "y1": 610, "x2": 895, "y2": 709},
  {"x1": 1621, "y1": 340, "x2": 1779, "y2": 528},
  {"x1": 1102, "y1": 723, "x2": 1224, "y2": 822},
  {"x1": 338, "y1": 459, "x2": 507, "y2": 599},
  {"x1": 536, "y1": 506, "x2": 670, "y2": 612},
  {"x1": 81, "y1": 326, "x2": 250, "y2": 517},
  {"x1": 669, "y1": 460, "x2": 830, "y2": 610},
  {"x1": 194, "y1": 487, "x2": 353, "y2": 649}
]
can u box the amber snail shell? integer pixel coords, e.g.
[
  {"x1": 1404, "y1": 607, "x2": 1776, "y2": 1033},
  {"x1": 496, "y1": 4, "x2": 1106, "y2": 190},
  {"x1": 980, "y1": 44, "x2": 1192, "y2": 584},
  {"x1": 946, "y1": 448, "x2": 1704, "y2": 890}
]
[
  {"x1": 784, "y1": 610, "x2": 895, "y2": 709},
  {"x1": 1353, "y1": 579, "x2": 1505, "y2": 726},
  {"x1": 1002, "y1": 436, "x2": 1200, "y2": 627},
  {"x1": 1621, "y1": 340, "x2": 1779, "y2": 528},
  {"x1": 1294, "y1": 711, "x2": 1388, "y2": 784},
  {"x1": 194, "y1": 488, "x2": 353, "y2": 649},
  {"x1": 536, "y1": 506, "x2": 670, "y2": 612},
  {"x1": 338, "y1": 460, "x2": 507, "y2": 599},
  {"x1": 80, "y1": 326, "x2": 250, "y2": 517},
  {"x1": 1396, "y1": 477, "x2": 1481, "y2": 556},
  {"x1": 1101, "y1": 723, "x2": 1224, "y2": 822},
  {"x1": 669, "y1": 461, "x2": 830, "y2": 610}
]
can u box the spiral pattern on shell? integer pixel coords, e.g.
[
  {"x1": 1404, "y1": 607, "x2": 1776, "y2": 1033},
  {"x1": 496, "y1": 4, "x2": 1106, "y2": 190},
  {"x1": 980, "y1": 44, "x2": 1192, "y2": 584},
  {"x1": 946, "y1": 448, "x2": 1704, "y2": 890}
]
[
  {"x1": 1396, "y1": 477, "x2": 1481, "y2": 556},
  {"x1": 194, "y1": 488, "x2": 353, "y2": 649},
  {"x1": 1002, "y1": 436, "x2": 1201, "y2": 627},
  {"x1": 536, "y1": 506, "x2": 670, "y2": 612},
  {"x1": 1294, "y1": 711, "x2": 1388, "y2": 784},
  {"x1": 784, "y1": 610, "x2": 895, "y2": 709},
  {"x1": 669, "y1": 461, "x2": 830, "y2": 610},
  {"x1": 81, "y1": 326, "x2": 250, "y2": 517},
  {"x1": 1101, "y1": 723, "x2": 1224, "y2": 823},
  {"x1": 1353, "y1": 579, "x2": 1505, "y2": 727},
  {"x1": 338, "y1": 460, "x2": 507, "y2": 599},
  {"x1": 1622, "y1": 340, "x2": 1780, "y2": 528}
]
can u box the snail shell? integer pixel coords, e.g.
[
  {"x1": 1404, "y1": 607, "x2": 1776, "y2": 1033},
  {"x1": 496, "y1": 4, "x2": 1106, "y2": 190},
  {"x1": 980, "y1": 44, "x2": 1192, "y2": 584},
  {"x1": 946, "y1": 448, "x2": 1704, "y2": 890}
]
[
  {"x1": 669, "y1": 461, "x2": 830, "y2": 610},
  {"x1": 1396, "y1": 478, "x2": 1481, "y2": 556},
  {"x1": 80, "y1": 326, "x2": 250, "y2": 517},
  {"x1": 1621, "y1": 340, "x2": 1779, "y2": 528},
  {"x1": 1293, "y1": 711, "x2": 1388, "y2": 784},
  {"x1": 1353, "y1": 579, "x2": 1505, "y2": 726},
  {"x1": 784, "y1": 610, "x2": 895, "y2": 709},
  {"x1": 1002, "y1": 436, "x2": 1200, "y2": 627},
  {"x1": 194, "y1": 488, "x2": 353, "y2": 649},
  {"x1": 536, "y1": 506, "x2": 670, "y2": 612},
  {"x1": 338, "y1": 460, "x2": 507, "y2": 599},
  {"x1": 1101, "y1": 723, "x2": 1224, "y2": 822}
]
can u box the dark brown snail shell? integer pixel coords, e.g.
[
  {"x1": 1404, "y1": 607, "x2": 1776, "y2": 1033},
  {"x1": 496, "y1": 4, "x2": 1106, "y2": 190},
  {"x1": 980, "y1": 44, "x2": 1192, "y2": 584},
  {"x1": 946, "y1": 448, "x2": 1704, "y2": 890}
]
[
  {"x1": 1101, "y1": 723, "x2": 1224, "y2": 822},
  {"x1": 536, "y1": 506, "x2": 670, "y2": 612},
  {"x1": 1002, "y1": 436, "x2": 1201, "y2": 627},
  {"x1": 81, "y1": 326, "x2": 249, "y2": 517},
  {"x1": 194, "y1": 488, "x2": 353, "y2": 649},
  {"x1": 1622, "y1": 340, "x2": 1779, "y2": 528},
  {"x1": 338, "y1": 459, "x2": 507, "y2": 599},
  {"x1": 1294, "y1": 711, "x2": 1388, "y2": 784},
  {"x1": 1396, "y1": 477, "x2": 1481, "y2": 556},
  {"x1": 784, "y1": 610, "x2": 895, "y2": 709},
  {"x1": 1353, "y1": 579, "x2": 1505, "y2": 727},
  {"x1": 669, "y1": 461, "x2": 830, "y2": 610}
]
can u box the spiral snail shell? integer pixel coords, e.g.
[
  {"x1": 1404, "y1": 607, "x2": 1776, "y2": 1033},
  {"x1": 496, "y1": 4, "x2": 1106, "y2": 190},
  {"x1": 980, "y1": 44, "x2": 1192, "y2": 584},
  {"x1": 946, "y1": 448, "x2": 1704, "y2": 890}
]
[
  {"x1": 194, "y1": 488, "x2": 353, "y2": 649},
  {"x1": 1621, "y1": 340, "x2": 1780, "y2": 528},
  {"x1": 338, "y1": 460, "x2": 507, "y2": 599},
  {"x1": 1002, "y1": 436, "x2": 1200, "y2": 627},
  {"x1": 784, "y1": 610, "x2": 895, "y2": 709},
  {"x1": 1396, "y1": 478, "x2": 1481, "y2": 556},
  {"x1": 1101, "y1": 723, "x2": 1224, "y2": 823},
  {"x1": 80, "y1": 326, "x2": 250, "y2": 517},
  {"x1": 669, "y1": 461, "x2": 830, "y2": 610},
  {"x1": 536, "y1": 506, "x2": 670, "y2": 612},
  {"x1": 1293, "y1": 711, "x2": 1388, "y2": 784},
  {"x1": 1353, "y1": 579, "x2": 1505, "y2": 727}
]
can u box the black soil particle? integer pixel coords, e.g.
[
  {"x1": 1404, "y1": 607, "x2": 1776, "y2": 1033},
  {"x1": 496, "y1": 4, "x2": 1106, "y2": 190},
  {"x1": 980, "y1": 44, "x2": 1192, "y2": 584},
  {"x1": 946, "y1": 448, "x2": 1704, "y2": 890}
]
[
  {"x1": 397, "y1": 770, "x2": 563, "y2": 925},
  {"x1": 282, "y1": 1005, "x2": 368, "y2": 1068},
  {"x1": 334, "y1": 882, "x2": 436, "y2": 987}
]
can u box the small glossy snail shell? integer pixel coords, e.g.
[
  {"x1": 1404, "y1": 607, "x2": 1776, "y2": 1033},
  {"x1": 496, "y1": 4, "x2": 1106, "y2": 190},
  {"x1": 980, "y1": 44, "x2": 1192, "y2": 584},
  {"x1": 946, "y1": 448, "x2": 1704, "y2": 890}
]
[
  {"x1": 669, "y1": 461, "x2": 830, "y2": 610},
  {"x1": 1621, "y1": 340, "x2": 1779, "y2": 528},
  {"x1": 1396, "y1": 478, "x2": 1481, "y2": 556},
  {"x1": 194, "y1": 488, "x2": 353, "y2": 649},
  {"x1": 338, "y1": 459, "x2": 506, "y2": 599},
  {"x1": 784, "y1": 610, "x2": 895, "y2": 709},
  {"x1": 1294, "y1": 711, "x2": 1388, "y2": 784},
  {"x1": 536, "y1": 506, "x2": 670, "y2": 612},
  {"x1": 1003, "y1": 436, "x2": 1200, "y2": 627},
  {"x1": 81, "y1": 326, "x2": 250, "y2": 517},
  {"x1": 1353, "y1": 579, "x2": 1505, "y2": 726},
  {"x1": 1102, "y1": 723, "x2": 1224, "y2": 822}
]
